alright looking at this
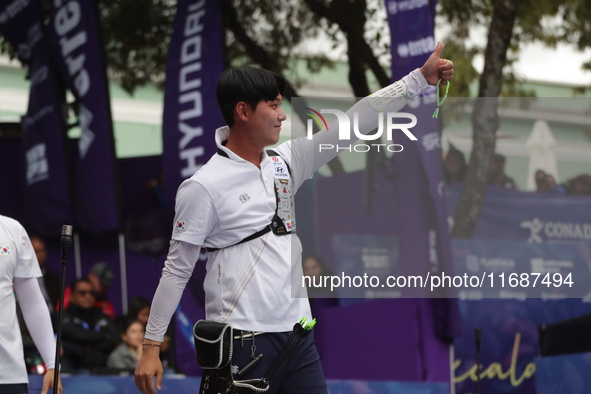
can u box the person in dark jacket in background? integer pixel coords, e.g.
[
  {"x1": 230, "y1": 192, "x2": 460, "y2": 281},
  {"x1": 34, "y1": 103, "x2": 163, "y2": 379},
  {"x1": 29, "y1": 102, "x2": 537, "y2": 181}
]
[
  {"x1": 60, "y1": 262, "x2": 116, "y2": 319},
  {"x1": 61, "y1": 278, "x2": 118, "y2": 373}
]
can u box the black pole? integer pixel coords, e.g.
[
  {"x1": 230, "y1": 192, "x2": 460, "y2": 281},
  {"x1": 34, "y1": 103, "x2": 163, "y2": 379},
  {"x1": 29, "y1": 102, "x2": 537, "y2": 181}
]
[
  {"x1": 53, "y1": 225, "x2": 72, "y2": 393},
  {"x1": 474, "y1": 327, "x2": 482, "y2": 394}
]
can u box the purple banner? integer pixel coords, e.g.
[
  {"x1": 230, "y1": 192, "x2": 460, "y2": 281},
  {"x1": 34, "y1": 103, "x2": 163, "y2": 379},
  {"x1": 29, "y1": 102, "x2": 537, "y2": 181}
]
[
  {"x1": 385, "y1": 0, "x2": 458, "y2": 338},
  {"x1": 447, "y1": 190, "x2": 591, "y2": 393},
  {"x1": 0, "y1": 0, "x2": 73, "y2": 236},
  {"x1": 162, "y1": 0, "x2": 224, "y2": 211},
  {"x1": 445, "y1": 186, "x2": 591, "y2": 244},
  {"x1": 536, "y1": 352, "x2": 591, "y2": 394},
  {"x1": 313, "y1": 171, "x2": 451, "y2": 381},
  {"x1": 162, "y1": 0, "x2": 224, "y2": 372},
  {"x1": 385, "y1": 0, "x2": 436, "y2": 81},
  {"x1": 49, "y1": 0, "x2": 119, "y2": 232},
  {"x1": 454, "y1": 299, "x2": 591, "y2": 394},
  {"x1": 28, "y1": 374, "x2": 449, "y2": 393}
]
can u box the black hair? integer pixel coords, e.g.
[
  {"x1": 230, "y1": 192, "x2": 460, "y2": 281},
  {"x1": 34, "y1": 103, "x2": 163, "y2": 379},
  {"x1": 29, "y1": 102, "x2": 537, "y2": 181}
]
[
  {"x1": 566, "y1": 174, "x2": 591, "y2": 195},
  {"x1": 534, "y1": 169, "x2": 548, "y2": 187},
  {"x1": 71, "y1": 278, "x2": 92, "y2": 293},
  {"x1": 119, "y1": 317, "x2": 143, "y2": 336},
  {"x1": 493, "y1": 153, "x2": 506, "y2": 163},
  {"x1": 302, "y1": 255, "x2": 333, "y2": 277},
  {"x1": 216, "y1": 66, "x2": 287, "y2": 127},
  {"x1": 128, "y1": 296, "x2": 150, "y2": 320},
  {"x1": 444, "y1": 148, "x2": 467, "y2": 184}
]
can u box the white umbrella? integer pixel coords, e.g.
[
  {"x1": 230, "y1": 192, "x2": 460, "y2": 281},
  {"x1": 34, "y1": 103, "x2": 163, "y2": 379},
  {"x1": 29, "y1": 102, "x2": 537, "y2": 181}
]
[{"x1": 526, "y1": 119, "x2": 560, "y2": 191}]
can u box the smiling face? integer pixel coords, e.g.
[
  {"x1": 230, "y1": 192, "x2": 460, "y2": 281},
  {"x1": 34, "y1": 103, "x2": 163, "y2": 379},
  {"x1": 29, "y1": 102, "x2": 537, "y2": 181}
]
[{"x1": 243, "y1": 95, "x2": 286, "y2": 147}]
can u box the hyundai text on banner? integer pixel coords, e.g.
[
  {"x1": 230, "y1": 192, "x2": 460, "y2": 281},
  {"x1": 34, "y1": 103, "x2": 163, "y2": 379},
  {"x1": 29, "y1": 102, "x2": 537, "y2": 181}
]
[
  {"x1": 0, "y1": 0, "x2": 73, "y2": 236},
  {"x1": 49, "y1": 0, "x2": 119, "y2": 232},
  {"x1": 161, "y1": 1, "x2": 225, "y2": 374},
  {"x1": 162, "y1": 0, "x2": 225, "y2": 210}
]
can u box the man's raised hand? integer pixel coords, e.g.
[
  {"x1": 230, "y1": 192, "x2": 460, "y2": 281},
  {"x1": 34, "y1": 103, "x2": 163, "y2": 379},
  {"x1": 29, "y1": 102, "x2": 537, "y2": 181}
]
[{"x1": 420, "y1": 41, "x2": 454, "y2": 86}]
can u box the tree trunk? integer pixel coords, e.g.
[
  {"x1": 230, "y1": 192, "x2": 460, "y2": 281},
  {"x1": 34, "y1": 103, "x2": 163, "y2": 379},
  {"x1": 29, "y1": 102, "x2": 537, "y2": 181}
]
[
  {"x1": 346, "y1": 25, "x2": 390, "y2": 88},
  {"x1": 304, "y1": 0, "x2": 390, "y2": 88},
  {"x1": 451, "y1": 0, "x2": 517, "y2": 238},
  {"x1": 347, "y1": 36, "x2": 371, "y2": 97}
]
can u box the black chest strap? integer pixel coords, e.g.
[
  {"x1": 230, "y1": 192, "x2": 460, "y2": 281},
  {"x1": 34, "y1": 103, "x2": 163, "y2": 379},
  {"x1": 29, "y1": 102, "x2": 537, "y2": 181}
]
[
  {"x1": 206, "y1": 150, "x2": 291, "y2": 253},
  {"x1": 206, "y1": 225, "x2": 272, "y2": 253}
]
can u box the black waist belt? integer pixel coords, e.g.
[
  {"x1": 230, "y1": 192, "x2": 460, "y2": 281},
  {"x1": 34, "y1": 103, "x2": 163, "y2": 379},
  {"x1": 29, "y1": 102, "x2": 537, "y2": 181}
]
[{"x1": 206, "y1": 225, "x2": 272, "y2": 253}]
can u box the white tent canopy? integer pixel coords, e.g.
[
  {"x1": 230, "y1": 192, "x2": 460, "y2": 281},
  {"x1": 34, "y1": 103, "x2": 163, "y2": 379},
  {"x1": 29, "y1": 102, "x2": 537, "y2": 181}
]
[{"x1": 526, "y1": 119, "x2": 559, "y2": 191}]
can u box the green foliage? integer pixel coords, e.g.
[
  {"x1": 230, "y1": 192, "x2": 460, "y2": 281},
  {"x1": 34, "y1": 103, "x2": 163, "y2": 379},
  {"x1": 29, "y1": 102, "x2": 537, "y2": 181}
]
[
  {"x1": 499, "y1": 68, "x2": 535, "y2": 98},
  {"x1": 0, "y1": 37, "x2": 17, "y2": 62},
  {"x1": 440, "y1": 36, "x2": 479, "y2": 97},
  {"x1": 224, "y1": 0, "x2": 331, "y2": 90},
  {"x1": 560, "y1": 0, "x2": 591, "y2": 51},
  {"x1": 2, "y1": 0, "x2": 589, "y2": 98},
  {"x1": 561, "y1": 0, "x2": 591, "y2": 95},
  {"x1": 437, "y1": 0, "x2": 582, "y2": 98},
  {"x1": 98, "y1": 0, "x2": 176, "y2": 95},
  {"x1": 436, "y1": 35, "x2": 479, "y2": 127}
]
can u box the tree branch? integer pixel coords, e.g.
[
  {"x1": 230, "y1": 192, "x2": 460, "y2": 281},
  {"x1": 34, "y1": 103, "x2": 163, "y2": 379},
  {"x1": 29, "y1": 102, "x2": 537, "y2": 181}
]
[
  {"x1": 351, "y1": 36, "x2": 391, "y2": 88},
  {"x1": 304, "y1": 0, "x2": 390, "y2": 88},
  {"x1": 222, "y1": 0, "x2": 345, "y2": 174}
]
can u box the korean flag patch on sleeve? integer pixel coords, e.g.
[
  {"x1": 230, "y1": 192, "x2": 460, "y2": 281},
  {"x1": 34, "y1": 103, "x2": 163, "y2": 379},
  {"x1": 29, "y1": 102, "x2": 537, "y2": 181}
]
[
  {"x1": 175, "y1": 221, "x2": 187, "y2": 231},
  {"x1": 0, "y1": 243, "x2": 11, "y2": 255}
]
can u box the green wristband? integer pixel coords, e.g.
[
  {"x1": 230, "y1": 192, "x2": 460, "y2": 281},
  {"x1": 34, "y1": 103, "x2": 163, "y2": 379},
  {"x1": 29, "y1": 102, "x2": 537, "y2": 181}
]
[{"x1": 432, "y1": 79, "x2": 450, "y2": 119}]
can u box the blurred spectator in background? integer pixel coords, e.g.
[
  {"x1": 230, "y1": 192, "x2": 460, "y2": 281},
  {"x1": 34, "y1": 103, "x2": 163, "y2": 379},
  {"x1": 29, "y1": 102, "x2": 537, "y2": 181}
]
[
  {"x1": 61, "y1": 262, "x2": 116, "y2": 319},
  {"x1": 303, "y1": 255, "x2": 334, "y2": 297},
  {"x1": 30, "y1": 236, "x2": 60, "y2": 310},
  {"x1": 535, "y1": 170, "x2": 558, "y2": 193},
  {"x1": 128, "y1": 296, "x2": 151, "y2": 327},
  {"x1": 302, "y1": 255, "x2": 337, "y2": 324},
  {"x1": 536, "y1": 171, "x2": 591, "y2": 195},
  {"x1": 565, "y1": 174, "x2": 591, "y2": 196},
  {"x1": 107, "y1": 318, "x2": 144, "y2": 370},
  {"x1": 88, "y1": 262, "x2": 116, "y2": 318},
  {"x1": 61, "y1": 278, "x2": 118, "y2": 373},
  {"x1": 534, "y1": 170, "x2": 547, "y2": 191},
  {"x1": 488, "y1": 153, "x2": 517, "y2": 189},
  {"x1": 125, "y1": 295, "x2": 174, "y2": 371},
  {"x1": 443, "y1": 148, "x2": 467, "y2": 185}
]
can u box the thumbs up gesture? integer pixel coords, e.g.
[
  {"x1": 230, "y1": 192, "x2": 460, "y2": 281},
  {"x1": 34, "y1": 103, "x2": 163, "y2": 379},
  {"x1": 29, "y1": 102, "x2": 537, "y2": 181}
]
[{"x1": 420, "y1": 41, "x2": 454, "y2": 86}]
